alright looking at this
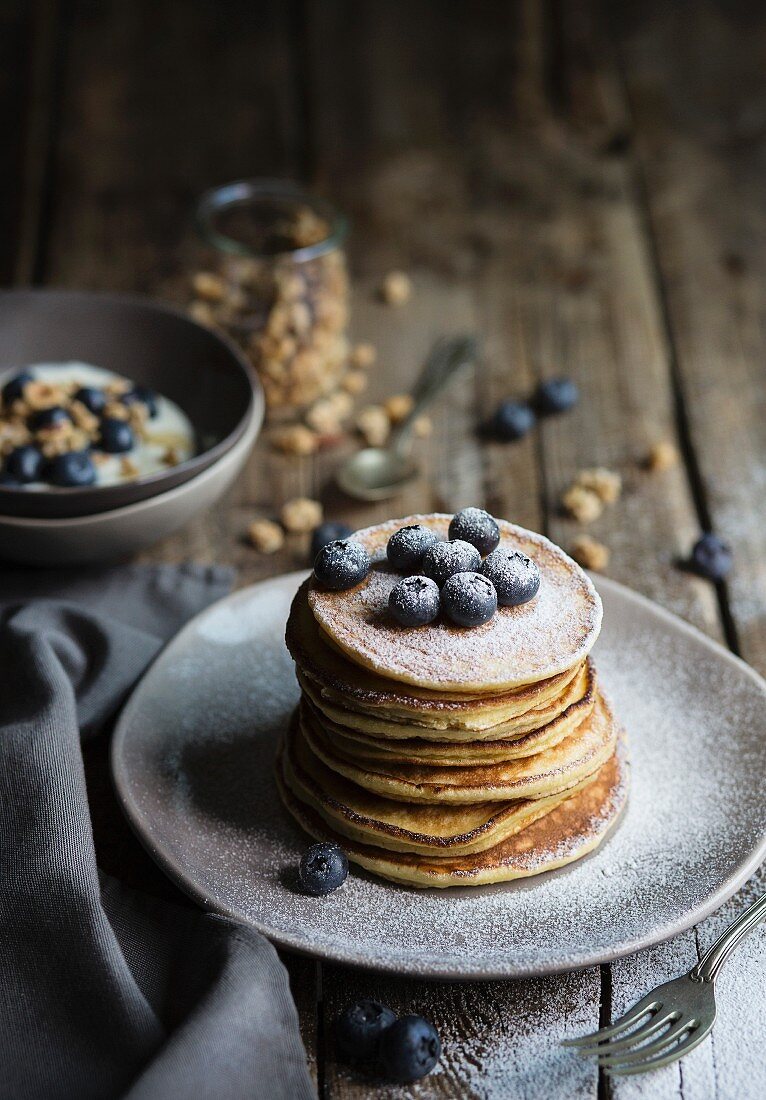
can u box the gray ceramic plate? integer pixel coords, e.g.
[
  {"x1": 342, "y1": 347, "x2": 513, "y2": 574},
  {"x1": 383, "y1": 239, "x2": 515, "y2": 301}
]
[{"x1": 111, "y1": 573, "x2": 766, "y2": 979}]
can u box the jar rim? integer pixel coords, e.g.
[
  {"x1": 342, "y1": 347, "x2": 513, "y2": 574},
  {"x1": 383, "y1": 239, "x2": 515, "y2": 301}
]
[{"x1": 195, "y1": 178, "x2": 349, "y2": 261}]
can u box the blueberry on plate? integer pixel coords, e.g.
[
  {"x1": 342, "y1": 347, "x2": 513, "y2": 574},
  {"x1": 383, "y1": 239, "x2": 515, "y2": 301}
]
[
  {"x1": 29, "y1": 405, "x2": 71, "y2": 431},
  {"x1": 48, "y1": 451, "x2": 97, "y2": 488},
  {"x1": 481, "y1": 547, "x2": 541, "y2": 606},
  {"x1": 99, "y1": 417, "x2": 136, "y2": 454},
  {"x1": 389, "y1": 576, "x2": 441, "y2": 627},
  {"x1": 313, "y1": 539, "x2": 370, "y2": 591},
  {"x1": 689, "y1": 533, "x2": 733, "y2": 581},
  {"x1": 310, "y1": 520, "x2": 354, "y2": 561},
  {"x1": 387, "y1": 524, "x2": 439, "y2": 572},
  {"x1": 535, "y1": 377, "x2": 579, "y2": 415},
  {"x1": 379, "y1": 1015, "x2": 441, "y2": 1084},
  {"x1": 122, "y1": 386, "x2": 158, "y2": 418},
  {"x1": 490, "y1": 400, "x2": 535, "y2": 441},
  {"x1": 1, "y1": 371, "x2": 33, "y2": 406},
  {"x1": 74, "y1": 385, "x2": 107, "y2": 415},
  {"x1": 298, "y1": 842, "x2": 349, "y2": 896},
  {"x1": 448, "y1": 507, "x2": 500, "y2": 556},
  {"x1": 422, "y1": 539, "x2": 481, "y2": 587},
  {"x1": 441, "y1": 571, "x2": 497, "y2": 627},
  {"x1": 5, "y1": 444, "x2": 45, "y2": 484},
  {"x1": 335, "y1": 1000, "x2": 396, "y2": 1064}
]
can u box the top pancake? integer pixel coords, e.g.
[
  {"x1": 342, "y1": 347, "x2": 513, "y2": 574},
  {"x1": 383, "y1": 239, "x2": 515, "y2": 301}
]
[{"x1": 308, "y1": 514, "x2": 602, "y2": 692}]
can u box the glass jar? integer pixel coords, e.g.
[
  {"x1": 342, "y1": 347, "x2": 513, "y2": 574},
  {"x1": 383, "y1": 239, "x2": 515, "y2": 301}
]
[{"x1": 194, "y1": 180, "x2": 350, "y2": 417}]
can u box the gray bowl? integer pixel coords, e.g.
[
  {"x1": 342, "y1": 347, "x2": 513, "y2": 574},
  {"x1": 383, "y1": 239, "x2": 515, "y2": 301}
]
[{"x1": 0, "y1": 290, "x2": 258, "y2": 518}]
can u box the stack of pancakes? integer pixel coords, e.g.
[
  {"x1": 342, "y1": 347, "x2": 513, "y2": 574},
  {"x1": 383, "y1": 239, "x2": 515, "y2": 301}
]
[{"x1": 278, "y1": 514, "x2": 628, "y2": 888}]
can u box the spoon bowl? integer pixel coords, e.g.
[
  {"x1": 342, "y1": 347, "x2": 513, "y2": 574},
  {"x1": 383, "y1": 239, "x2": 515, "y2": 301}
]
[{"x1": 336, "y1": 447, "x2": 417, "y2": 501}]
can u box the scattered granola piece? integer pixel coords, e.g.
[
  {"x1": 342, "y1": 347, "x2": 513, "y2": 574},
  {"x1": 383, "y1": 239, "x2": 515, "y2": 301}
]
[
  {"x1": 562, "y1": 484, "x2": 603, "y2": 523},
  {"x1": 248, "y1": 519, "x2": 285, "y2": 554},
  {"x1": 356, "y1": 405, "x2": 390, "y2": 447},
  {"x1": 163, "y1": 447, "x2": 180, "y2": 467},
  {"x1": 120, "y1": 456, "x2": 140, "y2": 479},
  {"x1": 328, "y1": 390, "x2": 354, "y2": 420},
  {"x1": 571, "y1": 534, "x2": 610, "y2": 572},
  {"x1": 412, "y1": 414, "x2": 433, "y2": 439},
  {"x1": 349, "y1": 343, "x2": 377, "y2": 369},
  {"x1": 645, "y1": 440, "x2": 679, "y2": 472},
  {"x1": 305, "y1": 398, "x2": 343, "y2": 435},
  {"x1": 341, "y1": 370, "x2": 368, "y2": 396},
  {"x1": 69, "y1": 400, "x2": 99, "y2": 435},
  {"x1": 192, "y1": 271, "x2": 228, "y2": 302},
  {"x1": 281, "y1": 497, "x2": 323, "y2": 533},
  {"x1": 575, "y1": 467, "x2": 622, "y2": 505},
  {"x1": 189, "y1": 301, "x2": 217, "y2": 327},
  {"x1": 380, "y1": 271, "x2": 412, "y2": 306},
  {"x1": 271, "y1": 424, "x2": 319, "y2": 456},
  {"x1": 23, "y1": 380, "x2": 66, "y2": 411},
  {"x1": 384, "y1": 394, "x2": 414, "y2": 424},
  {"x1": 103, "y1": 401, "x2": 131, "y2": 421}
]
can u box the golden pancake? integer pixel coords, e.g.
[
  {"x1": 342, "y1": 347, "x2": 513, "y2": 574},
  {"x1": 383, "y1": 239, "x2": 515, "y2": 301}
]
[
  {"x1": 307, "y1": 515, "x2": 602, "y2": 692},
  {"x1": 299, "y1": 690, "x2": 617, "y2": 804},
  {"x1": 281, "y1": 712, "x2": 604, "y2": 856},
  {"x1": 299, "y1": 660, "x2": 594, "y2": 752},
  {"x1": 304, "y1": 664, "x2": 596, "y2": 765},
  {"x1": 287, "y1": 583, "x2": 584, "y2": 732},
  {"x1": 276, "y1": 740, "x2": 629, "y2": 888}
]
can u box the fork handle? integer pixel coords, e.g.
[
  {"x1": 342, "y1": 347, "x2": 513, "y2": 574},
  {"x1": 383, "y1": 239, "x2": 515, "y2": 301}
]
[{"x1": 691, "y1": 892, "x2": 766, "y2": 983}]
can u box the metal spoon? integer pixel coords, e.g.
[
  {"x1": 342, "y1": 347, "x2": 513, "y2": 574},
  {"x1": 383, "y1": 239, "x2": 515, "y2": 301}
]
[{"x1": 336, "y1": 335, "x2": 478, "y2": 500}]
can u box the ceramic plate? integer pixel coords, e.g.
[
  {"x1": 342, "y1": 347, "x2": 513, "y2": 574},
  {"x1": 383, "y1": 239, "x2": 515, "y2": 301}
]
[{"x1": 111, "y1": 572, "x2": 766, "y2": 979}]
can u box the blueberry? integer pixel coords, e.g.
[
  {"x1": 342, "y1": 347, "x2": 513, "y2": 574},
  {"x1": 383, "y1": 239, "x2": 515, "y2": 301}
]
[
  {"x1": 448, "y1": 507, "x2": 500, "y2": 556},
  {"x1": 389, "y1": 576, "x2": 441, "y2": 627},
  {"x1": 335, "y1": 1000, "x2": 396, "y2": 1064},
  {"x1": 310, "y1": 521, "x2": 354, "y2": 561},
  {"x1": 74, "y1": 385, "x2": 107, "y2": 415},
  {"x1": 313, "y1": 539, "x2": 370, "y2": 590},
  {"x1": 379, "y1": 1015, "x2": 441, "y2": 1083},
  {"x1": 29, "y1": 405, "x2": 71, "y2": 431},
  {"x1": 99, "y1": 417, "x2": 135, "y2": 454},
  {"x1": 122, "y1": 386, "x2": 158, "y2": 418},
  {"x1": 422, "y1": 540, "x2": 481, "y2": 587},
  {"x1": 298, "y1": 842, "x2": 348, "y2": 896},
  {"x1": 5, "y1": 444, "x2": 45, "y2": 484},
  {"x1": 535, "y1": 377, "x2": 579, "y2": 415},
  {"x1": 481, "y1": 548, "x2": 541, "y2": 606},
  {"x1": 491, "y1": 400, "x2": 535, "y2": 441},
  {"x1": 690, "y1": 533, "x2": 733, "y2": 581},
  {"x1": 48, "y1": 450, "x2": 97, "y2": 487},
  {"x1": 1, "y1": 371, "x2": 33, "y2": 406},
  {"x1": 387, "y1": 524, "x2": 439, "y2": 572},
  {"x1": 441, "y1": 571, "x2": 497, "y2": 627}
]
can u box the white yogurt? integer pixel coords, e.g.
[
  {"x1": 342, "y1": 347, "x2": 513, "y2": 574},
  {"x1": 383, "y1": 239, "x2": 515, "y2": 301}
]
[{"x1": 1, "y1": 361, "x2": 195, "y2": 487}]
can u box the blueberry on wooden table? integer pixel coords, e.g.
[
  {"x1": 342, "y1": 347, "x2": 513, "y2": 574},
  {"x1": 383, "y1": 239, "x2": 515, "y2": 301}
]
[
  {"x1": 335, "y1": 1000, "x2": 396, "y2": 1064},
  {"x1": 313, "y1": 539, "x2": 371, "y2": 590},
  {"x1": 449, "y1": 506, "x2": 500, "y2": 556},
  {"x1": 48, "y1": 451, "x2": 97, "y2": 487},
  {"x1": 379, "y1": 1015, "x2": 441, "y2": 1083},
  {"x1": 28, "y1": 405, "x2": 71, "y2": 431},
  {"x1": 73, "y1": 385, "x2": 107, "y2": 415},
  {"x1": 297, "y1": 842, "x2": 348, "y2": 896},
  {"x1": 490, "y1": 399, "x2": 535, "y2": 441},
  {"x1": 99, "y1": 417, "x2": 136, "y2": 454},
  {"x1": 422, "y1": 539, "x2": 481, "y2": 587},
  {"x1": 690, "y1": 533, "x2": 733, "y2": 581},
  {"x1": 310, "y1": 520, "x2": 354, "y2": 560},
  {"x1": 5, "y1": 444, "x2": 45, "y2": 484},
  {"x1": 441, "y1": 571, "x2": 498, "y2": 627},
  {"x1": 482, "y1": 547, "x2": 541, "y2": 606},
  {"x1": 386, "y1": 523, "x2": 439, "y2": 572},
  {"x1": 535, "y1": 377, "x2": 579, "y2": 415},
  {"x1": 1, "y1": 371, "x2": 33, "y2": 406},
  {"x1": 389, "y1": 576, "x2": 441, "y2": 627}
]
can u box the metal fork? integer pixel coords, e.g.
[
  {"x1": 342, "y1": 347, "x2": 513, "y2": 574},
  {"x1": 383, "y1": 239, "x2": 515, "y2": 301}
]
[{"x1": 563, "y1": 893, "x2": 766, "y2": 1076}]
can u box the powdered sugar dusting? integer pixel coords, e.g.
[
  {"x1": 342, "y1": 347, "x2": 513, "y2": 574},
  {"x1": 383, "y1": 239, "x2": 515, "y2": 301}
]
[{"x1": 112, "y1": 572, "x2": 766, "y2": 979}]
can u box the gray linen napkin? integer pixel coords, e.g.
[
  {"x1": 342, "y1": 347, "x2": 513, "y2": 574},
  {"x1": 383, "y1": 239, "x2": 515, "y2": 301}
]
[{"x1": 0, "y1": 563, "x2": 315, "y2": 1100}]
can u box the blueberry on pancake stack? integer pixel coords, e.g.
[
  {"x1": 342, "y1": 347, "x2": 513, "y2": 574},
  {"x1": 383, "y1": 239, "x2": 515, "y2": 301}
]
[{"x1": 278, "y1": 510, "x2": 628, "y2": 888}]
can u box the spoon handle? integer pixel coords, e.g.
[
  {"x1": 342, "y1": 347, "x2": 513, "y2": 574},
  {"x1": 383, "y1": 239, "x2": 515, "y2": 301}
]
[{"x1": 391, "y1": 336, "x2": 478, "y2": 452}]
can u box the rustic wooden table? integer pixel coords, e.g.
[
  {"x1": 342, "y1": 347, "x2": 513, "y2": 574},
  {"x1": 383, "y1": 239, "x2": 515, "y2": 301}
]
[{"x1": 5, "y1": 1, "x2": 766, "y2": 1095}]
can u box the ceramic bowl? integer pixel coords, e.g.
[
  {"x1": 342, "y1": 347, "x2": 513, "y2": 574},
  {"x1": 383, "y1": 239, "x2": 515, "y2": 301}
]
[
  {"x1": 0, "y1": 394, "x2": 261, "y2": 565},
  {"x1": 0, "y1": 290, "x2": 258, "y2": 518}
]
